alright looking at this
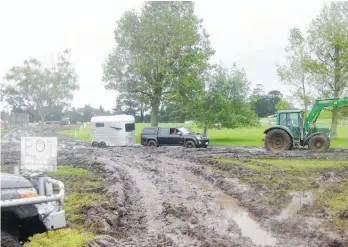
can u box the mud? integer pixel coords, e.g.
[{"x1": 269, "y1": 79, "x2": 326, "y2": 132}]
[{"x1": 1, "y1": 126, "x2": 348, "y2": 247}]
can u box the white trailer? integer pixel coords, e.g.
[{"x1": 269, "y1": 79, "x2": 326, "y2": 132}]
[{"x1": 90, "y1": 115, "x2": 136, "y2": 147}]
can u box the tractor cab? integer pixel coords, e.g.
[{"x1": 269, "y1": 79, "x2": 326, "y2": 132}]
[{"x1": 276, "y1": 110, "x2": 304, "y2": 140}]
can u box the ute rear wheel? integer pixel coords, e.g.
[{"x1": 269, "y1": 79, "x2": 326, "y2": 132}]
[
  {"x1": 264, "y1": 129, "x2": 292, "y2": 152},
  {"x1": 92, "y1": 141, "x2": 99, "y2": 147},
  {"x1": 147, "y1": 140, "x2": 157, "y2": 147},
  {"x1": 308, "y1": 135, "x2": 329, "y2": 152}
]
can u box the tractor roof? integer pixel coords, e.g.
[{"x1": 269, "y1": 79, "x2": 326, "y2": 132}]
[{"x1": 277, "y1": 109, "x2": 304, "y2": 113}]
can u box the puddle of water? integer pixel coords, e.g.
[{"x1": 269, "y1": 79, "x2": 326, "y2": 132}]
[
  {"x1": 186, "y1": 174, "x2": 277, "y2": 246},
  {"x1": 278, "y1": 191, "x2": 315, "y2": 220}
]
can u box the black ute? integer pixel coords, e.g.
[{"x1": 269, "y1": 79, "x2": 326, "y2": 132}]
[{"x1": 140, "y1": 126, "x2": 209, "y2": 148}]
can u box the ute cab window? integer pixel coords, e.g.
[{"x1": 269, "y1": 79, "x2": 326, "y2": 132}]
[
  {"x1": 95, "y1": 123, "x2": 104, "y2": 127},
  {"x1": 170, "y1": 128, "x2": 180, "y2": 135},
  {"x1": 159, "y1": 127, "x2": 170, "y2": 136}
]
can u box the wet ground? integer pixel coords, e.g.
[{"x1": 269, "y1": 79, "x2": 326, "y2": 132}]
[{"x1": 1, "y1": 126, "x2": 348, "y2": 247}]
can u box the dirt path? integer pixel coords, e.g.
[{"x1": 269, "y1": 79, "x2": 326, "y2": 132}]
[{"x1": 1, "y1": 126, "x2": 347, "y2": 247}]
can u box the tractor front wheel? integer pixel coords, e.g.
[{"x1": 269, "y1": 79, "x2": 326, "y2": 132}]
[
  {"x1": 308, "y1": 135, "x2": 329, "y2": 152},
  {"x1": 264, "y1": 129, "x2": 292, "y2": 152}
]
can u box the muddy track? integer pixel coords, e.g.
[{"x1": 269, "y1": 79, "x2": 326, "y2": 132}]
[{"x1": 1, "y1": 126, "x2": 348, "y2": 247}]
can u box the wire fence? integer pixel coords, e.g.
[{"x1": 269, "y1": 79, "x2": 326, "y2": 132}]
[{"x1": 1, "y1": 112, "x2": 29, "y2": 127}]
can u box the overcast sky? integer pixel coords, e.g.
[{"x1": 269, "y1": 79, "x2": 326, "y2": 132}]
[{"x1": 0, "y1": 0, "x2": 326, "y2": 111}]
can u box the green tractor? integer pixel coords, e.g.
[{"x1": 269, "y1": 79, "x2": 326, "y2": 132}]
[{"x1": 263, "y1": 97, "x2": 347, "y2": 152}]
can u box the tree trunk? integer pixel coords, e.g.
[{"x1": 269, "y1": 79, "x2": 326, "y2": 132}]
[
  {"x1": 140, "y1": 102, "x2": 144, "y2": 122},
  {"x1": 331, "y1": 106, "x2": 339, "y2": 139},
  {"x1": 203, "y1": 125, "x2": 208, "y2": 134},
  {"x1": 140, "y1": 109, "x2": 144, "y2": 122},
  {"x1": 39, "y1": 113, "x2": 45, "y2": 126},
  {"x1": 300, "y1": 50, "x2": 308, "y2": 117},
  {"x1": 151, "y1": 98, "x2": 160, "y2": 127},
  {"x1": 331, "y1": 46, "x2": 340, "y2": 139},
  {"x1": 302, "y1": 80, "x2": 307, "y2": 116}
]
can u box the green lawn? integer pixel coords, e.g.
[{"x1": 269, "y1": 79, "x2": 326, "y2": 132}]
[
  {"x1": 60, "y1": 122, "x2": 348, "y2": 148},
  {"x1": 0, "y1": 127, "x2": 14, "y2": 133}
]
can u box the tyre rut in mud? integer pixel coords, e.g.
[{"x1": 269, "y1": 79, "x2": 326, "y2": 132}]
[{"x1": 101, "y1": 154, "x2": 257, "y2": 247}]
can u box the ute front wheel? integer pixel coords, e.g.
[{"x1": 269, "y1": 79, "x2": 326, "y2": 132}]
[
  {"x1": 185, "y1": 140, "x2": 196, "y2": 148},
  {"x1": 264, "y1": 129, "x2": 292, "y2": 152},
  {"x1": 1, "y1": 231, "x2": 21, "y2": 247},
  {"x1": 308, "y1": 135, "x2": 329, "y2": 152}
]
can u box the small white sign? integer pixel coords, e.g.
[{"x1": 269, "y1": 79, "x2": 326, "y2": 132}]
[{"x1": 21, "y1": 137, "x2": 58, "y2": 172}]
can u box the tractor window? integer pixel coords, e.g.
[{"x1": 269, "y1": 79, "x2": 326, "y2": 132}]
[
  {"x1": 288, "y1": 113, "x2": 299, "y2": 126},
  {"x1": 279, "y1": 113, "x2": 287, "y2": 125}
]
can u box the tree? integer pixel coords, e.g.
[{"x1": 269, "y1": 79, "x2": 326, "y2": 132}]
[
  {"x1": 341, "y1": 106, "x2": 348, "y2": 118},
  {"x1": 2, "y1": 49, "x2": 79, "y2": 122},
  {"x1": 81, "y1": 105, "x2": 95, "y2": 122},
  {"x1": 113, "y1": 92, "x2": 148, "y2": 121},
  {"x1": 275, "y1": 98, "x2": 293, "y2": 110},
  {"x1": 102, "y1": 1, "x2": 214, "y2": 126},
  {"x1": 193, "y1": 64, "x2": 259, "y2": 133},
  {"x1": 304, "y1": 2, "x2": 348, "y2": 138},
  {"x1": 159, "y1": 101, "x2": 192, "y2": 123},
  {"x1": 276, "y1": 28, "x2": 312, "y2": 114},
  {"x1": 251, "y1": 84, "x2": 265, "y2": 99},
  {"x1": 268, "y1": 90, "x2": 283, "y2": 104},
  {"x1": 64, "y1": 107, "x2": 83, "y2": 124},
  {"x1": 250, "y1": 88, "x2": 282, "y2": 117},
  {"x1": 99, "y1": 105, "x2": 105, "y2": 114}
]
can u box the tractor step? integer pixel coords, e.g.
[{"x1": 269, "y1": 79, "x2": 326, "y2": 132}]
[{"x1": 293, "y1": 137, "x2": 300, "y2": 149}]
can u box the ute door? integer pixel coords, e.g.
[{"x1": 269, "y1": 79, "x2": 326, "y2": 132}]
[
  {"x1": 157, "y1": 127, "x2": 171, "y2": 145},
  {"x1": 170, "y1": 128, "x2": 184, "y2": 145}
]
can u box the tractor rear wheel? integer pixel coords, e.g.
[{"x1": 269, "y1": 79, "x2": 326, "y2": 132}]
[
  {"x1": 264, "y1": 129, "x2": 292, "y2": 152},
  {"x1": 308, "y1": 135, "x2": 329, "y2": 152}
]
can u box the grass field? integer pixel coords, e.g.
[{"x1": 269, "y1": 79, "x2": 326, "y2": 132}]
[
  {"x1": 0, "y1": 127, "x2": 14, "y2": 133},
  {"x1": 60, "y1": 122, "x2": 348, "y2": 148}
]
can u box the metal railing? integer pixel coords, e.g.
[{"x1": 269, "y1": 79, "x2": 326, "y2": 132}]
[{"x1": 0, "y1": 177, "x2": 64, "y2": 208}]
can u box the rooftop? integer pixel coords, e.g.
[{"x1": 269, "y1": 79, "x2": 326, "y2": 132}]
[{"x1": 277, "y1": 109, "x2": 303, "y2": 113}]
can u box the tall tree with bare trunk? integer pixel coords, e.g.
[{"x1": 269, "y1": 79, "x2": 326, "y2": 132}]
[
  {"x1": 304, "y1": 2, "x2": 348, "y2": 139},
  {"x1": 102, "y1": 1, "x2": 214, "y2": 126}
]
